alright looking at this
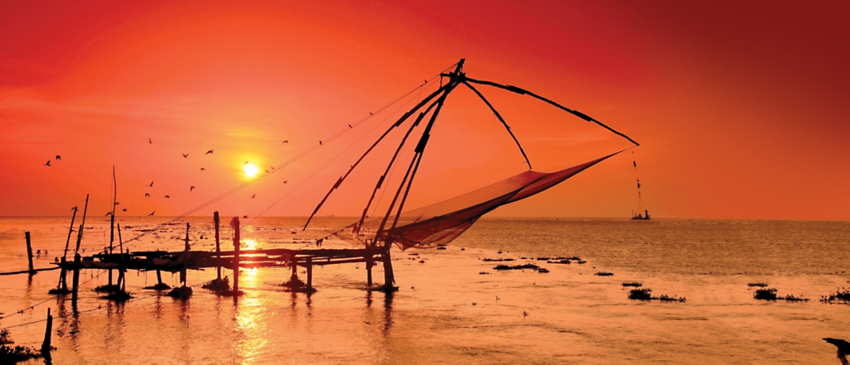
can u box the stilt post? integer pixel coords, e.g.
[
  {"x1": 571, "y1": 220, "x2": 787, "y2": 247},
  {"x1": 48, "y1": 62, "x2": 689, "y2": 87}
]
[
  {"x1": 366, "y1": 256, "x2": 373, "y2": 287},
  {"x1": 41, "y1": 308, "x2": 52, "y2": 356},
  {"x1": 25, "y1": 231, "x2": 34, "y2": 274},
  {"x1": 71, "y1": 252, "x2": 81, "y2": 304},
  {"x1": 156, "y1": 270, "x2": 163, "y2": 286},
  {"x1": 214, "y1": 212, "x2": 221, "y2": 280},
  {"x1": 382, "y1": 244, "x2": 395, "y2": 287}
]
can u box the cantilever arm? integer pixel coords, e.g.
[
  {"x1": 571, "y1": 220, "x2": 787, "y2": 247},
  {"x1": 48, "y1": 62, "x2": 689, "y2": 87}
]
[
  {"x1": 302, "y1": 82, "x2": 454, "y2": 230},
  {"x1": 463, "y1": 77, "x2": 639, "y2": 146},
  {"x1": 462, "y1": 81, "x2": 532, "y2": 169}
]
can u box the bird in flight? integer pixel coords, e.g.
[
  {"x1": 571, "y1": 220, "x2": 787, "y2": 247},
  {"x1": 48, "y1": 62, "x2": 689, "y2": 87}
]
[
  {"x1": 145, "y1": 193, "x2": 150, "y2": 198},
  {"x1": 283, "y1": 180, "x2": 288, "y2": 184},
  {"x1": 251, "y1": 194, "x2": 255, "y2": 199},
  {"x1": 165, "y1": 195, "x2": 170, "y2": 199},
  {"x1": 45, "y1": 161, "x2": 51, "y2": 166},
  {"x1": 206, "y1": 150, "x2": 213, "y2": 154},
  {"x1": 122, "y1": 208, "x2": 127, "y2": 212},
  {"x1": 244, "y1": 161, "x2": 249, "y2": 165},
  {"x1": 114, "y1": 202, "x2": 120, "y2": 205},
  {"x1": 319, "y1": 141, "x2": 323, "y2": 146},
  {"x1": 282, "y1": 140, "x2": 288, "y2": 143},
  {"x1": 182, "y1": 153, "x2": 189, "y2": 158},
  {"x1": 265, "y1": 169, "x2": 270, "y2": 173},
  {"x1": 200, "y1": 167, "x2": 206, "y2": 171},
  {"x1": 148, "y1": 211, "x2": 155, "y2": 216},
  {"x1": 190, "y1": 186, "x2": 195, "y2": 192},
  {"x1": 56, "y1": 155, "x2": 61, "y2": 160},
  {"x1": 348, "y1": 124, "x2": 352, "y2": 129},
  {"x1": 149, "y1": 138, "x2": 152, "y2": 144},
  {"x1": 149, "y1": 181, "x2": 154, "y2": 187}
]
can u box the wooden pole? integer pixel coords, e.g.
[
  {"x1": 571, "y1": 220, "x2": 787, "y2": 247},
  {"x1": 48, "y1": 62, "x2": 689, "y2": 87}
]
[
  {"x1": 59, "y1": 256, "x2": 67, "y2": 290},
  {"x1": 214, "y1": 212, "x2": 221, "y2": 280},
  {"x1": 231, "y1": 217, "x2": 240, "y2": 294},
  {"x1": 366, "y1": 256, "x2": 373, "y2": 287},
  {"x1": 109, "y1": 166, "x2": 117, "y2": 286},
  {"x1": 58, "y1": 202, "x2": 79, "y2": 291},
  {"x1": 156, "y1": 270, "x2": 163, "y2": 285},
  {"x1": 71, "y1": 252, "x2": 81, "y2": 304},
  {"x1": 74, "y1": 195, "x2": 90, "y2": 256},
  {"x1": 62, "y1": 206, "x2": 78, "y2": 260},
  {"x1": 180, "y1": 223, "x2": 189, "y2": 286},
  {"x1": 41, "y1": 308, "x2": 52, "y2": 356},
  {"x1": 25, "y1": 231, "x2": 34, "y2": 274},
  {"x1": 117, "y1": 223, "x2": 125, "y2": 291},
  {"x1": 290, "y1": 256, "x2": 298, "y2": 281},
  {"x1": 306, "y1": 256, "x2": 313, "y2": 291},
  {"x1": 382, "y1": 245, "x2": 395, "y2": 287}
]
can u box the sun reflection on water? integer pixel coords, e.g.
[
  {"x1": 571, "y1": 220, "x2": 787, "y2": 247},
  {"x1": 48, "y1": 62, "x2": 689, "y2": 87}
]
[{"x1": 235, "y1": 295, "x2": 268, "y2": 363}]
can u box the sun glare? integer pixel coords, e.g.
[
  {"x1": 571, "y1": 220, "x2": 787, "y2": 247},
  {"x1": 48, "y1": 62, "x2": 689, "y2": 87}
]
[{"x1": 244, "y1": 163, "x2": 259, "y2": 178}]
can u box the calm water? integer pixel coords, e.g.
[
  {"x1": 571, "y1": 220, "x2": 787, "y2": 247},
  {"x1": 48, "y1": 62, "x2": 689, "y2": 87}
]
[{"x1": 1, "y1": 217, "x2": 849, "y2": 364}]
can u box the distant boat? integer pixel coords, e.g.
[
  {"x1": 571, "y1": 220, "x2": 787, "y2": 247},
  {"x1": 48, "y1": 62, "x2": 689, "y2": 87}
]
[{"x1": 632, "y1": 210, "x2": 651, "y2": 220}]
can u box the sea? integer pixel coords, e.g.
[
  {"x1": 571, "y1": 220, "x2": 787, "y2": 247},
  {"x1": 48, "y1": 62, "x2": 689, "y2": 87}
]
[{"x1": 1, "y1": 217, "x2": 849, "y2": 364}]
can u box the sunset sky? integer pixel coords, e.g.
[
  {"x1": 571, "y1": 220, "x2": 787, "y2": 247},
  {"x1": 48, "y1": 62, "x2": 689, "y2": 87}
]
[{"x1": 2, "y1": 1, "x2": 848, "y2": 220}]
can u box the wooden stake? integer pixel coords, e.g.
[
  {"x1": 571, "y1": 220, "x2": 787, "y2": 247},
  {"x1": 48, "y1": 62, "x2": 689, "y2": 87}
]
[
  {"x1": 25, "y1": 231, "x2": 34, "y2": 274},
  {"x1": 41, "y1": 308, "x2": 52, "y2": 356},
  {"x1": 214, "y1": 212, "x2": 221, "y2": 280}
]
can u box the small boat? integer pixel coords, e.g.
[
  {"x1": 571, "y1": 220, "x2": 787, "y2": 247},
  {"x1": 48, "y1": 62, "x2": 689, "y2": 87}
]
[{"x1": 631, "y1": 210, "x2": 651, "y2": 220}]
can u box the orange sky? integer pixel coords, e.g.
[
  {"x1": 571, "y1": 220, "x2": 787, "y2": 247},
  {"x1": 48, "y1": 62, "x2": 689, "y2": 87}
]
[{"x1": 1, "y1": 0, "x2": 849, "y2": 220}]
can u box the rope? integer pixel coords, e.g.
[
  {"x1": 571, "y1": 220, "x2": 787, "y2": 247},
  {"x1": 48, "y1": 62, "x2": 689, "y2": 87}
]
[{"x1": 121, "y1": 62, "x2": 459, "y2": 251}]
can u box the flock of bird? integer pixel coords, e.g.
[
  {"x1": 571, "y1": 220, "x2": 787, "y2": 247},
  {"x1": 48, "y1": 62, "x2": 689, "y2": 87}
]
[{"x1": 45, "y1": 137, "x2": 314, "y2": 217}]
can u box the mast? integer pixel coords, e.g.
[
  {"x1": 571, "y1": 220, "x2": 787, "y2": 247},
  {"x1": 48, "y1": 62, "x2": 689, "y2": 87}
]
[{"x1": 108, "y1": 165, "x2": 116, "y2": 286}]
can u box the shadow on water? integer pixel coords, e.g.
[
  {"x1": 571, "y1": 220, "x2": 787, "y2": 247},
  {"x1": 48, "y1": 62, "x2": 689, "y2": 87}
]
[{"x1": 383, "y1": 291, "x2": 393, "y2": 335}]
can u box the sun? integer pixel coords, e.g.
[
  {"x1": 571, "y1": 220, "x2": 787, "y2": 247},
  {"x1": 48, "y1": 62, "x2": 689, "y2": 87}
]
[{"x1": 243, "y1": 163, "x2": 259, "y2": 178}]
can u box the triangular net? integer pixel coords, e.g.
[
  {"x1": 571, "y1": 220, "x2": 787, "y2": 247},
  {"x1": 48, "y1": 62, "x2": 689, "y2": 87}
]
[{"x1": 331, "y1": 152, "x2": 619, "y2": 249}]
